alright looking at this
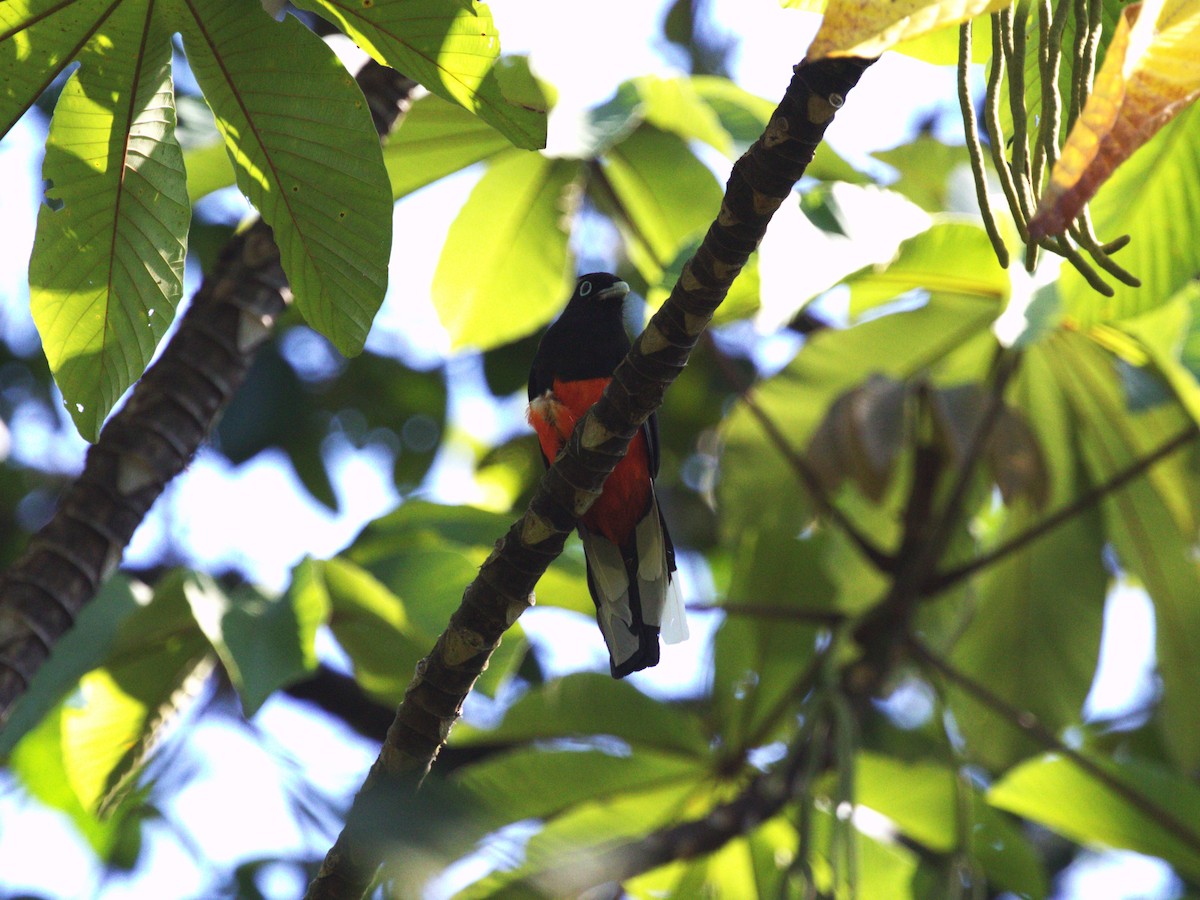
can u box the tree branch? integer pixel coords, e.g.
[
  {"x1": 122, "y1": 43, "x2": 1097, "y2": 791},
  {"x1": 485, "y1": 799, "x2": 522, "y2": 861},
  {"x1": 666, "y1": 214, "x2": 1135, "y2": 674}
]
[
  {"x1": 0, "y1": 63, "x2": 419, "y2": 726},
  {"x1": 926, "y1": 422, "x2": 1199, "y2": 595},
  {"x1": 703, "y1": 332, "x2": 894, "y2": 572},
  {"x1": 304, "y1": 55, "x2": 877, "y2": 899},
  {"x1": 909, "y1": 637, "x2": 1200, "y2": 856}
]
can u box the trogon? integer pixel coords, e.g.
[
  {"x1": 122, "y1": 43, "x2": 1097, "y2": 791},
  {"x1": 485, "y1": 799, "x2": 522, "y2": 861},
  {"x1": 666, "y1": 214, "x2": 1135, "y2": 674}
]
[{"x1": 527, "y1": 273, "x2": 689, "y2": 678}]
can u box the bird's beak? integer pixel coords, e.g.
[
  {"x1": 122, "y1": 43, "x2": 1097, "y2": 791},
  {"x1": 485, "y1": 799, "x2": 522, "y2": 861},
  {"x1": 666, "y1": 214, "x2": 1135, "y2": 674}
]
[{"x1": 596, "y1": 280, "x2": 630, "y2": 302}]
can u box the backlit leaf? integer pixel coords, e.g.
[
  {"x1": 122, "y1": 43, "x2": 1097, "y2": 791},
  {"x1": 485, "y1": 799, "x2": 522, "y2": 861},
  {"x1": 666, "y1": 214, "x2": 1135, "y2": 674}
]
[
  {"x1": 807, "y1": 0, "x2": 1011, "y2": 61},
  {"x1": 29, "y1": 2, "x2": 187, "y2": 440},
  {"x1": 178, "y1": 0, "x2": 392, "y2": 357},
  {"x1": 432, "y1": 151, "x2": 582, "y2": 350},
  {"x1": 293, "y1": 0, "x2": 548, "y2": 150}
]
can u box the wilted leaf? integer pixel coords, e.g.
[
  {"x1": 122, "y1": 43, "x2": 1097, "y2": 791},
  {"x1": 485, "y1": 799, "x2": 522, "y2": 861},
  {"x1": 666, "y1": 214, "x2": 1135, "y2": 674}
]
[
  {"x1": 1030, "y1": 0, "x2": 1200, "y2": 239},
  {"x1": 807, "y1": 0, "x2": 1011, "y2": 61}
]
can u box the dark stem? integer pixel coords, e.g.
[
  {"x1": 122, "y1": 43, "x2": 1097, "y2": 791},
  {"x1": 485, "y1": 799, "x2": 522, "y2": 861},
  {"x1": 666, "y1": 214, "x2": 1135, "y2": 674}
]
[
  {"x1": 927, "y1": 423, "x2": 1198, "y2": 594},
  {"x1": 703, "y1": 332, "x2": 894, "y2": 572},
  {"x1": 0, "y1": 63, "x2": 418, "y2": 726},
  {"x1": 304, "y1": 55, "x2": 877, "y2": 900},
  {"x1": 909, "y1": 637, "x2": 1200, "y2": 856}
]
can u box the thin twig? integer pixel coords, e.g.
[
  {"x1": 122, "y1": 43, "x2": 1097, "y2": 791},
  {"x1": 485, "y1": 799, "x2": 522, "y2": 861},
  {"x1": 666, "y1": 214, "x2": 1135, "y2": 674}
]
[
  {"x1": 909, "y1": 638, "x2": 1200, "y2": 857},
  {"x1": 927, "y1": 423, "x2": 1199, "y2": 594},
  {"x1": 703, "y1": 332, "x2": 894, "y2": 572}
]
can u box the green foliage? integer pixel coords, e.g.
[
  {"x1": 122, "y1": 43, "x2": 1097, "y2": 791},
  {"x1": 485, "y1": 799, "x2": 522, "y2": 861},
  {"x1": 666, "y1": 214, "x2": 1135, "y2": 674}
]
[{"x1": 9, "y1": 4, "x2": 1200, "y2": 898}]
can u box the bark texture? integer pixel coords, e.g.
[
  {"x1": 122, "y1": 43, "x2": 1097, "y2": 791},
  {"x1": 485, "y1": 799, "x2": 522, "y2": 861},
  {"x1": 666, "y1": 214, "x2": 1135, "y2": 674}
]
[
  {"x1": 0, "y1": 64, "x2": 418, "y2": 725},
  {"x1": 305, "y1": 54, "x2": 876, "y2": 900}
]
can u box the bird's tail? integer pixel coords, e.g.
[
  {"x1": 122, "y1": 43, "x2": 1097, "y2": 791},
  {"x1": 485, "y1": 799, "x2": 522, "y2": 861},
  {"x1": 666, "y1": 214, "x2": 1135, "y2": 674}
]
[{"x1": 581, "y1": 489, "x2": 689, "y2": 678}]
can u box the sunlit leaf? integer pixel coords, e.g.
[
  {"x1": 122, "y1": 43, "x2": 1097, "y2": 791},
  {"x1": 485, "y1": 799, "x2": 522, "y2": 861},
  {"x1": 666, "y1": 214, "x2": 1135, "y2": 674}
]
[
  {"x1": 293, "y1": 1, "x2": 548, "y2": 150},
  {"x1": 1060, "y1": 106, "x2": 1200, "y2": 324},
  {"x1": 382, "y1": 92, "x2": 513, "y2": 201},
  {"x1": 432, "y1": 151, "x2": 582, "y2": 350},
  {"x1": 178, "y1": 0, "x2": 392, "y2": 356},
  {"x1": 989, "y1": 752, "x2": 1200, "y2": 881},
  {"x1": 457, "y1": 747, "x2": 705, "y2": 822},
  {"x1": 842, "y1": 220, "x2": 1010, "y2": 318},
  {"x1": 29, "y1": 3, "x2": 186, "y2": 440},
  {"x1": 807, "y1": 0, "x2": 1011, "y2": 61},
  {"x1": 1030, "y1": 0, "x2": 1200, "y2": 239},
  {"x1": 598, "y1": 125, "x2": 722, "y2": 286},
  {"x1": 1046, "y1": 330, "x2": 1200, "y2": 770}
]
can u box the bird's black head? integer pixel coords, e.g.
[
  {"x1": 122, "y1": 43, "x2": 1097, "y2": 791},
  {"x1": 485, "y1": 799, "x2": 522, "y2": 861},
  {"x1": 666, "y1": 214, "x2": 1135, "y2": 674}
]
[{"x1": 571, "y1": 272, "x2": 629, "y2": 306}]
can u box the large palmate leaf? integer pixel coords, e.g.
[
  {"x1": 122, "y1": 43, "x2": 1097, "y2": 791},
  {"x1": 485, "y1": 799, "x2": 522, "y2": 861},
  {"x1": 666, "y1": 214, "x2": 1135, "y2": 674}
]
[
  {"x1": 0, "y1": 0, "x2": 118, "y2": 137},
  {"x1": 1046, "y1": 330, "x2": 1200, "y2": 770},
  {"x1": 28, "y1": 1, "x2": 188, "y2": 440},
  {"x1": 432, "y1": 150, "x2": 582, "y2": 350},
  {"x1": 990, "y1": 752, "x2": 1200, "y2": 881},
  {"x1": 947, "y1": 346, "x2": 1107, "y2": 771},
  {"x1": 177, "y1": 0, "x2": 392, "y2": 358},
  {"x1": 293, "y1": 0, "x2": 548, "y2": 150},
  {"x1": 1060, "y1": 106, "x2": 1200, "y2": 324}
]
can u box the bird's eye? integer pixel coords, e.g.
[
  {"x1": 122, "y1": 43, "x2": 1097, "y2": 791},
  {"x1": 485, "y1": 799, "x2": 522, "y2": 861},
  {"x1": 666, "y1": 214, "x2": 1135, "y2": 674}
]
[{"x1": 579, "y1": 280, "x2": 592, "y2": 297}]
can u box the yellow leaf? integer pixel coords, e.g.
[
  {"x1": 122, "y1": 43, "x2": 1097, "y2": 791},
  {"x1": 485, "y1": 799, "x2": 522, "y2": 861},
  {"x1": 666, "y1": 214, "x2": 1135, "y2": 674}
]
[
  {"x1": 807, "y1": 0, "x2": 1010, "y2": 60},
  {"x1": 1030, "y1": 0, "x2": 1200, "y2": 238}
]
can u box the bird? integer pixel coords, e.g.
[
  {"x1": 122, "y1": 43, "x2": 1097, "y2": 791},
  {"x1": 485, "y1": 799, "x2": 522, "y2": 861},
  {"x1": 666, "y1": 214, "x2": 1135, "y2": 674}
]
[{"x1": 527, "y1": 272, "x2": 688, "y2": 678}]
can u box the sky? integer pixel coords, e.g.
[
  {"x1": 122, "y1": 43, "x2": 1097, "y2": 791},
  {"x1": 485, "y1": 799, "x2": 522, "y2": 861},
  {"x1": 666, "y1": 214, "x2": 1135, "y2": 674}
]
[{"x1": 0, "y1": 1, "x2": 1180, "y2": 897}]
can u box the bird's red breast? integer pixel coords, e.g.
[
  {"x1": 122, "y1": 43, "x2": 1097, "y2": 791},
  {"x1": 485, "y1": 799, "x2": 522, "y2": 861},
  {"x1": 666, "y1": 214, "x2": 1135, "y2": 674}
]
[{"x1": 527, "y1": 377, "x2": 652, "y2": 548}]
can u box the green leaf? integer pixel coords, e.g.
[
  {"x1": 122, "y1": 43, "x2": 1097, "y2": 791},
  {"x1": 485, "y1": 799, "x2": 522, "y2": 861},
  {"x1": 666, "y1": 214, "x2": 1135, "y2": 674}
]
[
  {"x1": 1046, "y1": 330, "x2": 1200, "y2": 770},
  {"x1": 177, "y1": 0, "x2": 392, "y2": 356},
  {"x1": 599, "y1": 125, "x2": 723, "y2": 286},
  {"x1": 456, "y1": 747, "x2": 704, "y2": 822},
  {"x1": 719, "y1": 292, "x2": 1002, "y2": 543},
  {"x1": 1061, "y1": 105, "x2": 1200, "y2": 323},
  {"x1": 184, "y1": 573, "x2": 322, "y2": 715},
  {"x1": 456, "y1": 780, "x2": 702, "y2": 898},
  {"x1": 450, "y1": 672, "x2": 710, "y2": 758},
  {"x1": 0, "y1": 577, "x2": 148, "y2": 757},
  {"x1": 307, "y1": 556, "x2": 427, "y2": 703},
  {"x1": 184, "y1": 139, "x2": 237, "y2": 203},
  {"x1": 294, "y1": 0, "x2": 548, "y2": 150},
  {"x1": 9, "y1": 569, "x2": 212, "y2": 839},
  {"x1": 631, "y1": 75, "x2": 734, "y2": 156},
  {"x1": 947, "y1": 345, "x2": 1106, "y2": 771},
  {"x1": 9, "y1": 707, "x2": 142, "y2": 861},
  {"x1": 382, "y1": 92, "x2": 513, "y2": 200},
  {"x1": 29, "y1": 4, "x2": 187, "y2": 440},
  {"x1": 432, "y1": 151, "x2": 582, "y2": 350},
  {"x1": 856, "y1": 753, "x2": 1048, "y2": 897},
  {"x1": 842, "y1": 220, "x2": 1010, "y2": 318},
  {"x1": 989, "y1": 752, "x2": 1200, "y2": 881},
  {"x1": 873, "y1": 135, "x2": 973, "y2": 212},
  {"x1": 0, "y1": 0, "x2": 118, "y2": 137}
]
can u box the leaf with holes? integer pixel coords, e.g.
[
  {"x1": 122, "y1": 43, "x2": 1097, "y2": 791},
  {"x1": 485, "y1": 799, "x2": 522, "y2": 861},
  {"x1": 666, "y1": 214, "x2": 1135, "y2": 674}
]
[
  {"x1": 28, "y1": 1, "x2": 187, "y2": 440},
  {"x1": 177, "y1": 0, "x2": 392, "y2": 357}
]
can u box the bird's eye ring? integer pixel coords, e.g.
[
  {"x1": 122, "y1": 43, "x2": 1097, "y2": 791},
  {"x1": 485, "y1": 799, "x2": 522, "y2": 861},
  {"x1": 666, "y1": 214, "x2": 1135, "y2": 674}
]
[{"x1": 579, "y1": 280, "x2": 592, "y2": 297}]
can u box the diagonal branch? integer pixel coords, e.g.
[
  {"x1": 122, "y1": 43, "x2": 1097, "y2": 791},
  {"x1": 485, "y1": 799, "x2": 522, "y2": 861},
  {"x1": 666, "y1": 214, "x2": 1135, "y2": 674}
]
[
  {"x1": 0, "y1": 62, "x2": 418, "y2": 726},
  {"x1": 304, "y1": 55, "x2": 877, "y2": 900},
  {"x1": 703, "y1": 331, "x2": 894, "y2": 571},
  {"x1": 926, "y1": 422, "x2": 1199, "y2": 595},
  {"x1": 909, "y1": 637, "x2": 1200, "y2": 856}
]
